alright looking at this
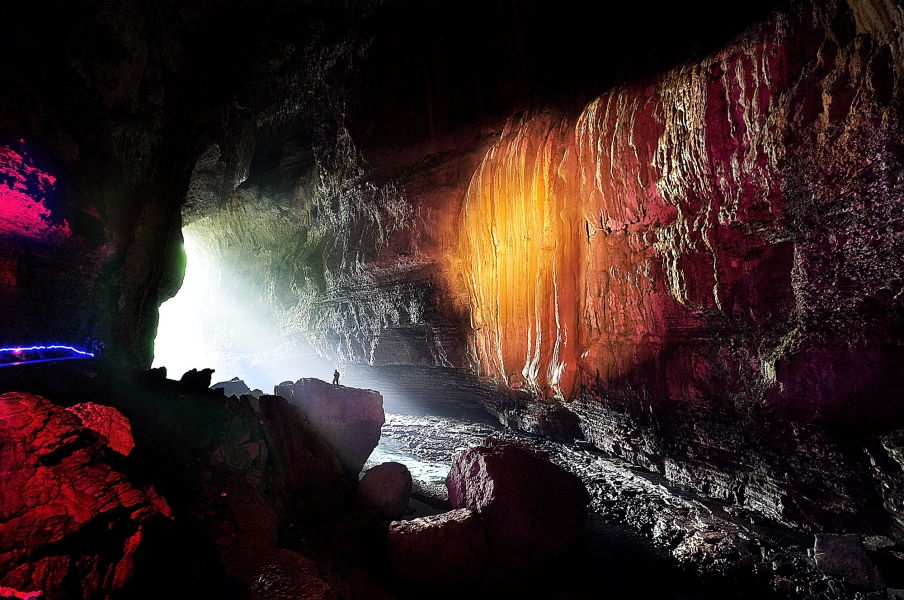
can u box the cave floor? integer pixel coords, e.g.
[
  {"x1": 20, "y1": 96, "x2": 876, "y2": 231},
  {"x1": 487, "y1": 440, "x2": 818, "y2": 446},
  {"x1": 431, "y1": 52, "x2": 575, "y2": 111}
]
[{"x1": 366, "y1": 372, "x2": 870, "y2": 600}]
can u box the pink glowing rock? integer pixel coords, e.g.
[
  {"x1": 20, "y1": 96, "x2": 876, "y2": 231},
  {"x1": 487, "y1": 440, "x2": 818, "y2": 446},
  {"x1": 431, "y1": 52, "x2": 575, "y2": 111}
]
[
  {"x1": 0, "y1": 145, "x2": 70, "y2": 243},
  {"x1": 0, "y1": 586, "x2": 42, "y2": 600},
  {"x1": 66, "y1": 402, "x2": 135, "y2": 456}
]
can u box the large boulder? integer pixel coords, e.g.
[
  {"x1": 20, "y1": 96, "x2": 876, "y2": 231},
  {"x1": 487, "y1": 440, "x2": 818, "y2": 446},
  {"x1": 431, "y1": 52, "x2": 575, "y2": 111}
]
[
  {"x1": 0, "y1": 392, "x2": 172, "y2": 600},
  {"x1": 446, "y1": 439, "x2": 588, "y2": 571},
  {"x1": 814, "y1": 534, "x2": 884, "y2": 590},
  {"x1": 275, "y1": 379, "x2": 384, "y2": 476},
  {"x1": 256, "y1": 394, "x2": 348, "y2": 493},
  {"x1": 387, "y1": 508, "x2": 490, "y2": 584},
  {"x1": 355, "y1": 462, "x2": 412, "y2": 520}
]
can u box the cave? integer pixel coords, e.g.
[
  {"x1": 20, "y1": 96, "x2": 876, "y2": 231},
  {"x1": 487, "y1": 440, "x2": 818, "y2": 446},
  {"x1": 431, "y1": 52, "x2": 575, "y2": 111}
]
[{"x1": 2, "y1": 0, "x2": 904, "y2": 598}]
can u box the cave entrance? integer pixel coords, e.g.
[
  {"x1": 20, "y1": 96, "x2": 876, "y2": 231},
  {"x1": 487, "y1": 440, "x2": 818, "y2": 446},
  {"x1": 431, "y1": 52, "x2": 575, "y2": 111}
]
[{"x1": 151, "y1": 228, "x2": 332, "y2": 392}]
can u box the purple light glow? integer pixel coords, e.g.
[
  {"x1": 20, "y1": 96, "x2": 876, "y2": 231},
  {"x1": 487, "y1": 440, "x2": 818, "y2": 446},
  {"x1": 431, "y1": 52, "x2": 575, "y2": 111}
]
[
  {"x1": 0, "y1": 344, "x2": 95, "y2": 367},
  {"x1": 0, "y1": 344, "x2": 94, "y2": 357}
]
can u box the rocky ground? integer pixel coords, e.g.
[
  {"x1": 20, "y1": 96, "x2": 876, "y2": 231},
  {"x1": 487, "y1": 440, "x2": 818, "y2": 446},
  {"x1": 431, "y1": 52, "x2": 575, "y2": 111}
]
[{"x1": 380, "y1": 412, "x2": 904, "y2": 600}]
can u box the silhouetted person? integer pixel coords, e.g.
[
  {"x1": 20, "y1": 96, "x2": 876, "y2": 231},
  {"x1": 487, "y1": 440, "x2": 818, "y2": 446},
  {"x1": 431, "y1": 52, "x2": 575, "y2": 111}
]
[{"x1": 332, "y1": 369, "x2": 340, "y2": 387}]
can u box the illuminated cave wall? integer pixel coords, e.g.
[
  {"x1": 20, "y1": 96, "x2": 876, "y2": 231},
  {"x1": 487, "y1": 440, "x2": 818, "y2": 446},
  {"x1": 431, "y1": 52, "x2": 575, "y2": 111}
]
[
  {"x1": 0, "y1": 142, "x2": 107, "y2": 349},
  {"x1": 460, "y1": 0, "x2": 904, "y2": 417},
  {"x1": 457, "y1": 0, "x2": 904, "y2": 532}
]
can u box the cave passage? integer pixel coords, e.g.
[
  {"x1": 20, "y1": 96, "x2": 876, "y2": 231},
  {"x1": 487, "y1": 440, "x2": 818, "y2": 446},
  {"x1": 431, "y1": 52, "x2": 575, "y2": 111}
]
[{"x1": 152, "y1": 229, "x2": 333, "y2": 391}]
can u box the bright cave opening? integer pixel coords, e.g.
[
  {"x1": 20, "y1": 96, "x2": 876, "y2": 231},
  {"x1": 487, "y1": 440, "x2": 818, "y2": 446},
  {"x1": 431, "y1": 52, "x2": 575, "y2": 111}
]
[{"x1": 152, "y1": 229, "x2": 332, "y2": 392}]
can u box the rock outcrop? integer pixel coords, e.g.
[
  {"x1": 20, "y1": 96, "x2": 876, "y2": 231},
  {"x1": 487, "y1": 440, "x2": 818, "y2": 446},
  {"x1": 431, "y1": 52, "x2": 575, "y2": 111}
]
[
  {"x1": 446, "y1": 439, "x2": 589, "y2": 572},
  {"x1": 275, "y1": 379, "x2": 384, "y2": 476},
  {"x1": 0, "y1": 392, "x2": 172, "y2": 599},
  {"x1": 0, "y1": 362, "x2": 382, "y2": 598},
  {"x1": 814, "y1": 534, "x2": 884, "y2": 591},
  {"x1": 64, "y1": 402, "x2": 135, "y2": 456},
  {"x1": 355, "y1": 462, "x2": 412, "y2": 520},
  {"x1": 387, "y1": 508, "x2": 490, "y2": 585}
]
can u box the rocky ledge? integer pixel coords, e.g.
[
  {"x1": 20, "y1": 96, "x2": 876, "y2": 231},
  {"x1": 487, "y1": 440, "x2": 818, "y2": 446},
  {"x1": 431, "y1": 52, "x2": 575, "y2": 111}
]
[{"x1": 0, "y1": 363, "x2": 394, "y2": 599}]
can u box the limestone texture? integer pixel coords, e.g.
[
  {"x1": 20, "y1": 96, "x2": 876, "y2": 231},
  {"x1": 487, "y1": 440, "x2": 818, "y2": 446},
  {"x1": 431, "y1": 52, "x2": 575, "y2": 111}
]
[
  {"x1": 0, "y1": 392, "x2": 171, "y2": 599},
  {"x1": 65, "y1": 402, "x2": 135, "y2": 456}
]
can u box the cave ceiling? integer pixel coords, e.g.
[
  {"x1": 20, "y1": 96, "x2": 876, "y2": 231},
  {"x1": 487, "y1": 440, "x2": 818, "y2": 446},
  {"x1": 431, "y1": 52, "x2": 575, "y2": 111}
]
[{"x1": 0, "y1": 0, "x2": 782, "y2": 368}]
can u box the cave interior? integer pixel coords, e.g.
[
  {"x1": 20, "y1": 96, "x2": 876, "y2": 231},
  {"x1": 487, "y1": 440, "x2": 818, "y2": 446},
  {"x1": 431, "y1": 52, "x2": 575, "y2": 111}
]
[{"x1": 2, "y1": 0, "x2": 904, "y2": 598}]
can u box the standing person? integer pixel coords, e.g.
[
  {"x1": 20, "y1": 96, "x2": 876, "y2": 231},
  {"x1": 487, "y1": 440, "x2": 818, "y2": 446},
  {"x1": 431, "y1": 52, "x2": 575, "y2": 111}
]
[{"x1": 332, "y1": 368, "x2": 340, "y2": 387}]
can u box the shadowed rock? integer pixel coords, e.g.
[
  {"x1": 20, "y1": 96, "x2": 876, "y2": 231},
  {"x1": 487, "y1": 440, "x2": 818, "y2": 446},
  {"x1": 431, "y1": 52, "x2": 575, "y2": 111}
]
[
  {"x1": 221, "y1": 548, "x2": 337, "y2": 600},
  {"x1": 275, "y1": 378, "x2": 384, "y2": 476},
  {"x1": 355, "y1": 462, "x2": 412, "y2": 520},
  {"x1": 814, "y1": 534, "x2": 884, "y2": 590},
  {"x1": 446, "y1": 438, "x2": 588, "y2": 571},
  {"x1": 179, "y1": 368, "x2": 215, "y2": 391},
  {"x1": 387, "y1": 508, "x2": 490, "y2": 584}
]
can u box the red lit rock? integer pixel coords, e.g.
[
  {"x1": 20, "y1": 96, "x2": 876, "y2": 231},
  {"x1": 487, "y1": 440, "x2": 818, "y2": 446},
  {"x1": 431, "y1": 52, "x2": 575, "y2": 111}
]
[
  {"x1": 446, "y1": 439, "x2": 588, "y2": 571},
  {"x1": 0, "y1": 587, "x2": 41, "y2": 600},
  {"x1": 387, "y1": 508, "x2": 490, "y2": 584},
  {"x1": 65, "y1": 402, "x2": 135, "y2": 456},
  {"x1": 0, "y1": 392, "x2": 171, "y2": 599},
  {"x1": 355, "y1": 462, "x2": 412, "y2": 520},
  {"x1": 275, "y1": 379, "x2": 384, "y2": 476}
]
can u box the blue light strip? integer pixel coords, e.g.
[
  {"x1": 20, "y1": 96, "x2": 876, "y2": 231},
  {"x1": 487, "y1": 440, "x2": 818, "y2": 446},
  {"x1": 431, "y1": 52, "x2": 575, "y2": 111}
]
[{"x1": 0, "y1": 344, "x2": 95, "y2": 357}]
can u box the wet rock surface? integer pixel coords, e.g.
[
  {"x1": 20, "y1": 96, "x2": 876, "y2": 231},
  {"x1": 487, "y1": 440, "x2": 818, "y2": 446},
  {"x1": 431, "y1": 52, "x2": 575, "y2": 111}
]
[{"x1": 380, "y1": 411, "x2": 904, "y2": 599}]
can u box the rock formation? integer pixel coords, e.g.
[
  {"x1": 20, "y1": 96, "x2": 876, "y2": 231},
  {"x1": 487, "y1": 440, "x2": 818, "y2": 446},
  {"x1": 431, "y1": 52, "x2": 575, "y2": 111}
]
[
  {"x1": 446, "y1": 439, "x2": 589, "y2": 571},
  {"x1": 275, "y1": 378, "x2": 384, "y2": 476},
  {"x1": 387, "y1": 509, "x2": 490, "y2": 585},
  {"x1": 0, "y1": 362, "x2": 382, "y2": 599},
  {"x1": 64, "y1": 401, "x2": 135, "y2": 456},
  {"x1": 354, "y1": 462, "x2": 413, "y2": 520},
  {"x1": 0, "y1": 392, "x2": 171, "y2": 599}
]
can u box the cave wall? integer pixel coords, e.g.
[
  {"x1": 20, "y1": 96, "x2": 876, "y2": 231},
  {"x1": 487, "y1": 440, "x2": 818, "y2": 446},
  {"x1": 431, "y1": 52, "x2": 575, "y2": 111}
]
[
  {"x1": 458, "y1": 0, "x2": 904, "y2": 535},
  {"x1": 3, "y1": 0, "x2": 904, "y2": 538},
  {"x1": 462, "y1": 0, "x2": 904, "y2": 407},
  {"x1": 177, "y1": 0, "x2": 779, "y2": 373}
]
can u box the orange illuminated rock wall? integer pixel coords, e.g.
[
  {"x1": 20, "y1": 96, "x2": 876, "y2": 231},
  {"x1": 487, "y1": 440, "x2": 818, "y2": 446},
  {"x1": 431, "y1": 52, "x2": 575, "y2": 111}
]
[
  {"x1": 460, "y1": 114, "x2": 582, "y2": 399},
  {"x1": 459, "y1": 0, "x2": 904, "y2": 417}
]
